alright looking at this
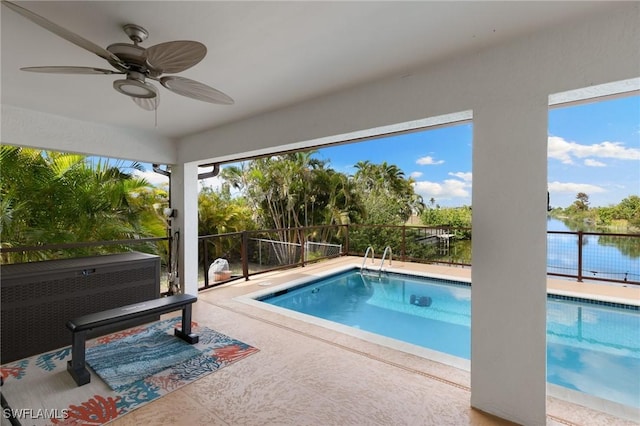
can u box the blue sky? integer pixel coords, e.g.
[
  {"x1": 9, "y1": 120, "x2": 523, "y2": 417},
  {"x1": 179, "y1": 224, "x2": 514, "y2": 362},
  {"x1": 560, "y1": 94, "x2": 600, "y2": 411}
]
[
  {"x1": 547, "y1": 95, "x2": 640, "y2": 208},
  {"x1": 312, "y1": 123, "x2": 473, "y2": 207},
  {"x1": 146, "y1": 94, "x2": 639, "y2": 208},
  {"x1": 314, "y1": 94, "x2": 640, "y2": 208}
]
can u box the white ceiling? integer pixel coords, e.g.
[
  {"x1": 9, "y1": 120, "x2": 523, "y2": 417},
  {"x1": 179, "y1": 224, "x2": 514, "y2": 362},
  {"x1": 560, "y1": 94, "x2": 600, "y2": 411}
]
[{"x1": 1, "y1": 1, "x2": 615, "y2": 140}]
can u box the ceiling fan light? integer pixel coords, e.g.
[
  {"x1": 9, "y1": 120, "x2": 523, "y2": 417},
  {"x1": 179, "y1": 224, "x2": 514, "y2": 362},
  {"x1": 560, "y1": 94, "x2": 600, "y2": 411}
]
[{"x1": 113, "y1": 77, "x2": 157, "y2": 98}]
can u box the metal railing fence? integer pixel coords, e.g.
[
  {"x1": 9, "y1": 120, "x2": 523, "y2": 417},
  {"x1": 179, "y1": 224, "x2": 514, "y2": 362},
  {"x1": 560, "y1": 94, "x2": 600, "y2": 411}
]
[
  {"x1": 198, "y1": 225, "x2": 347, "y2": 290},
  {"x1": 2, "y1": 226, "x2": 637, "y2": 290},
  {"x1": 547, "y1": 231, "x2": 639, "y2": 284}
]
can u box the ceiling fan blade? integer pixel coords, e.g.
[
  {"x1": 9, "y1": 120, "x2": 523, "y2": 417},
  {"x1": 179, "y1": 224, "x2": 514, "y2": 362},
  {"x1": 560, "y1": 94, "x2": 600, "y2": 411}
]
[
  {"x1": 1, "y1": 0, "x2": 126, "y2": 68},
  {"x1": 132, "y1": 94, "x2": 160, "y2": 111},
  {"x1": 146, "y1": 41, "x2": 206, "y2": 74},
  {"x1": 21, "y1": 66, "x2": 121, "y2": 75},
  {"x1": 160, "y1": 76, "x2": 234, "y2": 105}
]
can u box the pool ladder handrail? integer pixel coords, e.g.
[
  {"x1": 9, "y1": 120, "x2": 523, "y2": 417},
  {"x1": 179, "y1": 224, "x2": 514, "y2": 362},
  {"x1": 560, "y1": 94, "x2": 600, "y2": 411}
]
[
  {"x1": 361, "y1": 246, "x2": 375, "y2": 271},
  {"x1": 379, "y1": 246, "x2": 392, "y2": 273}
]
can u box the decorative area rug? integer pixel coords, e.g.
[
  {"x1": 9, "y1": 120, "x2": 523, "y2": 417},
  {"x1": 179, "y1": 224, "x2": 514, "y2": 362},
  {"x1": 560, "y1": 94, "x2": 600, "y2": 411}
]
[
  {"x1": 86, "y1": 327, "x2": 202, "y2": 391},
  {"x1": 1, "y1": 317, "x2": 259, "y2": 425}
]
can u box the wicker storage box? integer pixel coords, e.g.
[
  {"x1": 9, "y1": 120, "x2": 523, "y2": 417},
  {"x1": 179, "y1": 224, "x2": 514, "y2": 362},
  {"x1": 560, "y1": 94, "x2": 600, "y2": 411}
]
[{"x1": 1, "y1": 252, "x2": 160, "y2": 363}]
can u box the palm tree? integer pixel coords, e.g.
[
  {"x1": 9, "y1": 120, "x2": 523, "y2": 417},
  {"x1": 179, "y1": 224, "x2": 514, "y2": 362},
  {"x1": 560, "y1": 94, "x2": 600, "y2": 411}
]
[
  {"x1": 324, "y1": 170, "x2": 365, "y2": 227},
  {"x1": 352, "y1": 160, "x2": 424, "y2": 225},
  {"x1": 0, "y1": 146, "x2": 166, "y2": 263},
  {"x1": 353, "y1": 160, "x2": 375, "y2": 190}
]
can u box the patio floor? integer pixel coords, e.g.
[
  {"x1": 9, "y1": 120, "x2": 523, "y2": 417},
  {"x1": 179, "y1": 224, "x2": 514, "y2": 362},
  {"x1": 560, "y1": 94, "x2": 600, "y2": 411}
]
[
  {"x1": 111, "y1": 257, "x2": 638, "y2": 425},
  {"x1": 3, "y1": 258, "x2": 637, "y2": 425}
]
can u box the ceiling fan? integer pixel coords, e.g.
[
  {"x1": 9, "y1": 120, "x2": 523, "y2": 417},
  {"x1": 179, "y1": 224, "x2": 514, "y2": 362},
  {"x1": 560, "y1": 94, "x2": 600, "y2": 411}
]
[{"x1": 2, "y1": 0, "x2": 234, "y2": 111}]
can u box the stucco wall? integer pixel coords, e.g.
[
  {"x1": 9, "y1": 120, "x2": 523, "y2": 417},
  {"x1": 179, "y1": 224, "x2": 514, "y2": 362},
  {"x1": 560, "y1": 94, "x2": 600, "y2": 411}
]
[{"x1": 1, "y1": 105, "x2": 176, "y2": 164}]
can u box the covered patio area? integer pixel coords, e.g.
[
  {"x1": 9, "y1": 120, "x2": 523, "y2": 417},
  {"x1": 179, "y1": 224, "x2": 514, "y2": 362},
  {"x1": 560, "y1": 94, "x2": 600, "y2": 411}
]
[{"x1": 2, "y1": 2, "x2": 639, "y2": 424}]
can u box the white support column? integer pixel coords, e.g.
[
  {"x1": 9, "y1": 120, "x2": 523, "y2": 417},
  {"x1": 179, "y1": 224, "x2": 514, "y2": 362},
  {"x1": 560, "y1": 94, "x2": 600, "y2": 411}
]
[
  {"x1": 170, "y1": 162, "x2": 199, "y2": 296},
  {"x1": 471, "y1": 95, "x2": 548, "y2": 425}
]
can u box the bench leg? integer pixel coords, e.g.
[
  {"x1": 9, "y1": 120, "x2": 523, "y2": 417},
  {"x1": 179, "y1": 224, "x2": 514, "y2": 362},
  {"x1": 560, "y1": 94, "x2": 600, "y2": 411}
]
[
  {"x1": 175, "y1": 304, "x2": 199, "y2": 344},
  {"x1": 67, "y1": 330, "x2": 91, "y2": 386}
]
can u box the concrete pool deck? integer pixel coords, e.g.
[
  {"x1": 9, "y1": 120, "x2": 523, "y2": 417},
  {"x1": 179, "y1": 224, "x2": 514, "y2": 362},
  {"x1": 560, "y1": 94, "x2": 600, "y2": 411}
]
[
  {"x1": 4, "y1": 257, "x2": 636, "y2": 425},
  {"x1": 108, "y1": 257, "x2": 638, "y2": 425}
]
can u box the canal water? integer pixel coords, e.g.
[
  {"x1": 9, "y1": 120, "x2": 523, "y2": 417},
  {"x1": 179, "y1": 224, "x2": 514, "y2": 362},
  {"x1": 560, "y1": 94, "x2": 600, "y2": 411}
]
[{"x1": 547, "y1": 218, "x2": 640, "y2": 282}]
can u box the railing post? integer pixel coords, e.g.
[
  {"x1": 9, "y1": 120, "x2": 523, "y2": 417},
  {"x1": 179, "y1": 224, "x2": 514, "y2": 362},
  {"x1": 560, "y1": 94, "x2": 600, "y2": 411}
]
[
  {"x1": 203, "y1": 239, "x2": 209, "y2": 287},
  {"x1": 300, "y1": 227, "x2": 306, "y2": 267},
  {"x1": 577, "y1": 231, "x2": 583, "y2": 283},
  {"x1": 242, "y1": 231, "x2": 249, "y2": 281},
  {"x1": 344, "y1": 224, "x2": 349, "y2": 255},
  {"x1": 401, "y1": 226, "x2": 406, "y2": 262}
]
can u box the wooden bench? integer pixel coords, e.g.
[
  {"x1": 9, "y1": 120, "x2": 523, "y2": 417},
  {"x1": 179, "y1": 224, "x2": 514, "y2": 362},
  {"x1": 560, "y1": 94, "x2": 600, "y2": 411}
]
[{"x1": 66, "y1": 293, "x2": 199, "y2": 386}]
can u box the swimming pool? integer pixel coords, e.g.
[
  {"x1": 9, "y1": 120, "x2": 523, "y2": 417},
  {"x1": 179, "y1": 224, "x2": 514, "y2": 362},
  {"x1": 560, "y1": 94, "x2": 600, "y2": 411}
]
[{"x1": 251, "y1": 267, "x2": 640, "y2": 410}]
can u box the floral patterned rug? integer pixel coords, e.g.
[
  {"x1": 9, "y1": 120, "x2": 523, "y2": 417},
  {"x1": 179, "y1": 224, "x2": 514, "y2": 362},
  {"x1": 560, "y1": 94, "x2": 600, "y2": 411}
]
[{"x1": 1, "y1": 317, "x2": 259, "y2": 425}]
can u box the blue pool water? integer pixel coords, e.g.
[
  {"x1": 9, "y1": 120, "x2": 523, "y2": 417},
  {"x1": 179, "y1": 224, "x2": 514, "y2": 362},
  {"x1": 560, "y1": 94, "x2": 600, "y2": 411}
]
[{"x1": 259, "y1": 269, "x2": 640, "y2": 408}]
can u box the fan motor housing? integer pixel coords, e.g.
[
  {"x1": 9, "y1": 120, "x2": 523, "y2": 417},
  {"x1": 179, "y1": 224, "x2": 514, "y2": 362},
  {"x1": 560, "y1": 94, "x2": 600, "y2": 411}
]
[{"x1": 107, "y1": 43, "x2": 147, "y2": 70}]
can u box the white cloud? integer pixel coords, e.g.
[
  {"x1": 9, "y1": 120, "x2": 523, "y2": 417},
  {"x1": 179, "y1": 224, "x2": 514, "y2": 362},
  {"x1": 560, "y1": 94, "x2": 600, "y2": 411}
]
[
  {"x1": 584, "y1": 159, "x2": 606, "y2": 167},
  {"x1": 448, "y1": 171, "x2": 472, "y2": 182},
  {"x1": 133, "y1": 169, "x2": 224, "y2": 194},
  {"x1": 548, "y1": 181, "x2": 606, "y2": 194},
  {"x1": 548, "y1": 136, "x2": 640, "y2": 165},
  {"x1": 133, "y1": 169, "x2": 169, "y2": 187},
  {"x1": 199, "y1": 176, "x2": 224, "y2": 192},
  {"x1": 410, "y1": 171, "x2": 423, "y2": 178},
  {"x1": 416, "y1": 155, "x2": 445, "y2": 165},
  {"x1": 412, "y1": 171, "x2": 472, "y2": 203},
  {"x1": 413, "y1": 179, "x2": 470, "y2": 199}
]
